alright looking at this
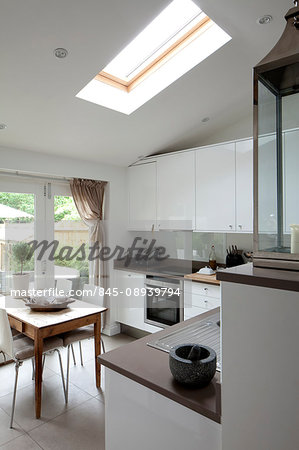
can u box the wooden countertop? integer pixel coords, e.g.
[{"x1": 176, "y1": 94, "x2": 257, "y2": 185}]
[
  {"x1": 98, "y1": 309, "x2": 221, "y2": 424},
  {"x1": 184, "y1": 273, "x2": 220, "y2": 285},
  {"x1": 216, "y1": 262, "x2": 299, "y2": 292}
]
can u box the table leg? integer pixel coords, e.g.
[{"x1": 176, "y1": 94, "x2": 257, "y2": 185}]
[
  {"x1": 34, "y1": 331, "x2": 43, "y2": 419},
  {"x1": 94, "y1": 315, "x2": 101, "y2": 388}
]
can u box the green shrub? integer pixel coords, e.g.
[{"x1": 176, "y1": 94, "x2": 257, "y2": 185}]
[{"x1": 11, "y1": 242, "x2": 32, "y2": 274}]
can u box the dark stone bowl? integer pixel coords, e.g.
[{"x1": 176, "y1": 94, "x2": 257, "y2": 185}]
[{"x1": 169, "y1": 344, "x2": 217, "y2": 387}]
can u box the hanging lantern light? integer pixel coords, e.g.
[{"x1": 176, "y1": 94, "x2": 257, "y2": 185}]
[{"x1": 253, "y1": 1, "x2": 299, "y2": 270}]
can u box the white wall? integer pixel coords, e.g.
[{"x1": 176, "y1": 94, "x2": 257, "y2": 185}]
[
  {"x1": 197, "y1": 112, "x2": 253, "y2": 147},
  {"x1": 0, "y1": 145, "x2": 130, "y2": 335}
]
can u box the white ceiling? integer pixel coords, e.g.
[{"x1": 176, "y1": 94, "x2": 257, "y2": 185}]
[{"x1": 0, "y1": 0, "x2": 292, "y2": 166}]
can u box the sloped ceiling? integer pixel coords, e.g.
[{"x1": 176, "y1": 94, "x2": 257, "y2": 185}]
[{"x1": 0, "y1": 0, "x2": 291, "y2": 166}]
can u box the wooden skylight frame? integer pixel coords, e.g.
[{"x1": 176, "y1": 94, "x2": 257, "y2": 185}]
[{"x1": 95, "y1": 16, "x2": 212, "y2": 93}]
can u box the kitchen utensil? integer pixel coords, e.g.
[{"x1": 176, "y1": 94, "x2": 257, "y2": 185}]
[
  {"x1": 169, "y1": 344, "x2": 217, "y2": 387},
  {"x1": 197, "y1": 266, "x2": 216, "y2": 275},
  {"x1": 226, "y1": 246, "x2": 244, "y2": 267},
  {"x1": 25, "y1": 296, "x2": 75, "y2": 312}
]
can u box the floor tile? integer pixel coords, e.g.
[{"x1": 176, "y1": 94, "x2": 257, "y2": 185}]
[
  {"x1": 0, "y1": 408, "x2": 24, "y2": 447},
  {"x1": 65, "y1": 359, "x2": 104, "y2": 397},
  {"x1": 0, "y1": 434, "x2": 42, "y2": 449},
  {"x1": 0, "y1": 374, "x2": 92, "y2": 432},
  {"x1": 103, "y1": 334, "x2": 136, "y2": 352},
  {"x1": 0, "y1": 359, "x2": 54, "y2": 399},
  {"x1": 0, "y1": 332, "x2": 137, "y2": 448},
  {"x1": 29, "y1": 398, "x2": 105, "y2": 450},
  {"x1": 44, "y1": 334, "x2": 136, "y2": 376}
]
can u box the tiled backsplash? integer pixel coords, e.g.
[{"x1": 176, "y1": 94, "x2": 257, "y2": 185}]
[
  {"x1": 128, "y1": 231, "x2": 253, "y2": 265},
  {"x1": 193, "y1": 232, "x2": 253, "y2": 264}
]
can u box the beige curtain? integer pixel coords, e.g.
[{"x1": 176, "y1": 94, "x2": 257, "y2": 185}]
[{"x1": 70, "y1": 178, "x2": 108, "y2": 289}]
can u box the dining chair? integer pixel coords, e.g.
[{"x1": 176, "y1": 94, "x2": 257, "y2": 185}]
[
  {"x1": 0, "y1": 308, "x2": 66, "y2": 428},
  {"x1": 60, "y1": 283, "x2": 106, "y2": 402},
  {"x1": 55, "y1": 278, "x2": 78, "y2": 365}
]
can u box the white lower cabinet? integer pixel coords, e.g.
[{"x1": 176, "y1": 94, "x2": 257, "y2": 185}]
[
  {"x1": 184, "y1": 280, "x2": 220, "y2": 320},
  {"x1": 105, "y1": 369, "x2": 221, "y2": 450},
  {"x1": 114, "y1": 271, "x2": 221, "y2": 328},
  {"x1": 114, "y1": 270, "x2": 161, "y2": 333}
]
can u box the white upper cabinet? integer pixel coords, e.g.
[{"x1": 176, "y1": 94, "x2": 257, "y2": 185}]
[
  {"x1": 284, "y1": 129, "x2": 299, "y2": 233},
  {"x1": 157, "y1": 152, "x2": 195, "y2": 230},
  {"x1": 236, "y1": 139, "x2": 253, "y2": 232},
  {"x1": 128, "y1": 162, "x2": 156, "y2": 231},
  {"x1": 196, "y1": 143, "x2": 236, "y2": 231}
]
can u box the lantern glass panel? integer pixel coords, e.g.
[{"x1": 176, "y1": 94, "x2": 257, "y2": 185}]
[{"x1": 257, "y1": 79, "x2": 299, "y2": 256}]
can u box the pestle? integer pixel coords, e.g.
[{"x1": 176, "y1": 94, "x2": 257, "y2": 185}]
[{"x1": 187, "y1": 344, "x2": 202, "y2": 361}]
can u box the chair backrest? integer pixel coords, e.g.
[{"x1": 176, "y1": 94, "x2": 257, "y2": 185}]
[
  {"x1": 0, "y1": 308, "x2": 14, "y2": 358},
  {"x1": 56, "y1": 279, "x2": 72, "y2": 294},
  {"x1": 82, "y1": 284, "x2": 104, "y2": 307}
]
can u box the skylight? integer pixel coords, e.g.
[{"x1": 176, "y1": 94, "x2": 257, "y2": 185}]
[{"x1": 76, "y1": 0, "x2": 231, "y2": 115}]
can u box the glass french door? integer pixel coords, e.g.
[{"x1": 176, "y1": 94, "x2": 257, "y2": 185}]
[
  {"x1": 0, "y1": 176, "x2": 88, "y2": 295},
  {"x1": 50, "y1": 183, "x2": 89, "y2": 295},
  {"x1": 0, "y1": 176, "x2": 45, "y2": 293}
]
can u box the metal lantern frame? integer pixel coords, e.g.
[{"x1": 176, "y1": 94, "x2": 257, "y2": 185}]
[{"x1": 253, "y1": 1, "x2": 299, "y2": 270}]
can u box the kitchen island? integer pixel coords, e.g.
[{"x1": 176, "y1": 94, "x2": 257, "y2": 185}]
[
  {"x1": 217, "y1": 264, "x2": 299, "y2": 450},
  {"x1": 98, "y1": 309, "x2": 221, "y2": 450}
]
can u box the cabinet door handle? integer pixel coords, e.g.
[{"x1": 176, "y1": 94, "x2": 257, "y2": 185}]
[
  {"x1": 238, "y1": 224, "x2": 242, "y2": 229},
  {"x1": 229, "y1": 224, "x2": 233, "y2": 229}
]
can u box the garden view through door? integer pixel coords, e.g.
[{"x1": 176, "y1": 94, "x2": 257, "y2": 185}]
[
  {"x1": 0, "y1": 177, "x2": 89, "y2": 295},
  {"x1": 0, "y1": 177, "x2": 40, "y2": 295},
  {"x1": 53, "y1": 191, "x2": 89, "y2": 296}
]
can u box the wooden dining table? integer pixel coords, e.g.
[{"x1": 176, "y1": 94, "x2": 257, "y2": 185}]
[{"x1": 1, "y1": 296, "x2": 107, "y2": 419}]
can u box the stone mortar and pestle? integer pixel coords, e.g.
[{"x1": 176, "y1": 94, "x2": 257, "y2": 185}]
[{"x1": 169, "y1": 344, "x2": 216, "y2": 387}]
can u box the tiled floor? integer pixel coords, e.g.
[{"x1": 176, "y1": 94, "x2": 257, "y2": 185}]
[{"x1": 0, "y1": 334, "x2": 135, "y2": 449}]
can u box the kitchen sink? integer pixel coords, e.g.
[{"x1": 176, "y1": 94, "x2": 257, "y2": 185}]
[{"x1": 147, "y1": 311, "x2": 221, "y2": 371}]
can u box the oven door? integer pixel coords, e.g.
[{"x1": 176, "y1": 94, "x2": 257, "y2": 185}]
[{"x1": 144, "y1": 278, "x2": 183, "y2": 328}]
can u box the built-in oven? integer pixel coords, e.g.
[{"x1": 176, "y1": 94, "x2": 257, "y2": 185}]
[{"x1": 144, "y1": 275, "x2": 184, "y2": 328}]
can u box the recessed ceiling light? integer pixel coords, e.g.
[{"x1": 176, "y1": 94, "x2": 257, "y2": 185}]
[
  {"x1": 257, "y1": 15, "x2": 273, "y2": 25},
  {"x1": 54, "y1": 48, "x2": 68, "y2": 58},
  {"x1": 201, "y1": 117, "x2": 210, "y2": 123},
  {"x1": 0, "y1": 123, "x2": 7, "y2": 130}
]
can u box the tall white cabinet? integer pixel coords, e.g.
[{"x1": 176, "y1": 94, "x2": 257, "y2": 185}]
[
  {"x1": 128, "y1": 162, "x2": 156, "y2": 231},
  {"x1": 157, "y1": 152, "x2": 195, "y2": 230},
  {"x1": 196, "y1": 143, "x2": 236, "y2": 231}
]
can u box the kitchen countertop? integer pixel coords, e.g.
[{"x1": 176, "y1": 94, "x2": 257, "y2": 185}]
[
  {"x1": 216, "y1": 262, "x2": 299, "y2": 292},
  {"x1": 98, "y1": 308, "x2": 221, "y2": 424},
  {"x1": 114, "y1": 258, "x2": 223, "y2": 284},
  {"x1": 114, "y1": 258, "x2": 193, "y2": 279}
]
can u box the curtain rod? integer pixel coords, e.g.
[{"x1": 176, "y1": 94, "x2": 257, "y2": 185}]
[{"x1": 0, "y1": 169, "x2": 71, "y2": 183}]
